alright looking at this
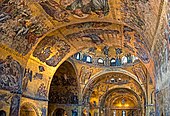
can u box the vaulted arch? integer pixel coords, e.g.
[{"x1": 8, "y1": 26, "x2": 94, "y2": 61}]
[{"x1": 0, "y1": 0, "x2": 169, "y2": 116}]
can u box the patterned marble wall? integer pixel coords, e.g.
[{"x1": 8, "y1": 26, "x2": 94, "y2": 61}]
[
  {"x1": 155, "y1": 4, "x2": 170, "y2": 116},
  {"x1": 156, "y1": 78, "x2": 170, "y2": 116}
]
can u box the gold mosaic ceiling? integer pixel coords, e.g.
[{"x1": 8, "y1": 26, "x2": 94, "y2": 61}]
[
  {"x1": 0, "y1": 0, "x2": 168, "y2": 81},
  {"x1": 0, "y1": 0, "x2": 165, "y2": 55}
]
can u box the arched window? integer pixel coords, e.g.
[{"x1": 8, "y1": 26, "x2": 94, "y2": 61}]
[
  {"x1": 82, "y1": 54, "x2": 87, "y2": 62},
  {"x1": 74, "y1": 52, "x2": 81, "y2": 60},
  {"x1": 121, "y1": 56, "x2": 127, "y2": 65},
  {"x1": 113, "y1": 110, "x2": 116, "y2": 116},
  {"x1": 72, "y1": 109, "x2": 78, "y2": 116},
  {"x1": 86, "y1": 56, "x2": 92, "y2": 63},
  {"x1": 110, "y1": 58, "x2": 116, "y2": 66},
  {"x1": 110, "y1": 78, "x2": 115, "y2": 83},
  {"x1": 54, "y1": 108, "x2": 67, "y2": 116},
  {"x1": 122, "y1": 110, "x2": 126, "y2": 116},
  {"x1": 0, "y1": 110, "x2": 6, "y2": 116},
  {"x1": 97, "y1": 58, "x2": 104, "y2": 65},
  {"x1": 132, "y1": 55, "x2": 139, "y2": 62}
]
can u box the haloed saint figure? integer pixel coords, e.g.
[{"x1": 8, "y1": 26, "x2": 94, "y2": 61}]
[{"x1": 61, "y1": 0, "x2": 110, "y2": 17}]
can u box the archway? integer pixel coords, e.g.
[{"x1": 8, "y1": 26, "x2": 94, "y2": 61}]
[
  {"x1": 100, "y1": 88, "x2": 142, "y2": 116},
  {"x1": 53, "y1": 108, "x2": 67, "y2": 116},
  {"x1": 20, "y1": 104, "x2": 37, "y2": 116},
  {"x1": 0, "y1": 110, "x2": 6, "y2": 116},
  {"x1": 48, "y1": 61, "x2": 80, "y2": 116},
  {"x1": 81, "y1": 71, "x2": 146, "y2": 116},
  {"x1": 110, "y1": 97, "x2": 138, "y2": 116}
]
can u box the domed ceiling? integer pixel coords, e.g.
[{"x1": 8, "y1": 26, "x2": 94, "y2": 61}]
[{"x1": 0, "y1": 0, "x2": 166, "y2": 56}]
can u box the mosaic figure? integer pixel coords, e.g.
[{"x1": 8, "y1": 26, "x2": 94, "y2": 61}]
[
  {"x1": 33, "y1": 73, "x2": 43, "y2": 80},
  {"x1": 22, "y1": 68, "x2": 33, "y2": 91},
  {"x1": 37, "y1": 83, "x2": 47, "y2": 98},
  {"x1": 66, "y1": 0, "x2": 109, "y2": 17},
  {"x1": 33, "y1": 36, "x2": 70, "y2": 67},
  {"x1": 39, "y1": 66, "x2": 45, "y2": 72},
  {"x1": 9, "y1": 95, "x2": 20, "y2": 116},
  {"x1": 83, "y1": 34, "x2": 104, "y2": 44},
  {"x1": 115, "y1": 56, "x2": 121, "y2": 66},
  {"x1": 103, "y1": 46, "x2": 109, "y2": 56},
  {"x1": 0, "y1": 56, "x2": 23, "y2": 93},
  {"x1": 40, "y1": 0, "x2": 70, "y2": 22},
  {"x1": 0, "y1": 94, "x2": 11, "y2": 105},
  {"x1": 41, "y1": 107, "x2": 47, "y2": 116}
]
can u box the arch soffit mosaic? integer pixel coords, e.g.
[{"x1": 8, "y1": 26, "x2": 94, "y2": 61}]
[
  {"x1": 106, "y1": 95, "x2": 139, "y2": 110},
  {"x1": 102, "y1": 92, "x2": 139, "y2": 108},
  {"x1": 49, "y1": 60, "x2": 81, "y2": 103}
]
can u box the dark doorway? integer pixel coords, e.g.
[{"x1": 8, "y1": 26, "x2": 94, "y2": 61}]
[
  {"x1": 0, "y1": 110, "x2": 6, "y2": 116},
  {"x1": 55, "y1": 108, "x2": 67, "y2": 116}
]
